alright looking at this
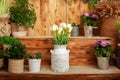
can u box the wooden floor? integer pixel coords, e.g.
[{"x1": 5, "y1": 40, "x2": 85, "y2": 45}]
[{"x1": 0, "y1": 65, "x2": 120, "y2": 80}]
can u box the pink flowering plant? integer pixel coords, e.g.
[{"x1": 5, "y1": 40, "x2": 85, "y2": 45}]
[
  {"x1": 93, "y1": 41, "x2": 111, "y2": 57},
  {"x1": 80, "y1": 12, "x2": 100, "y2": 26},
  {"x1": 28, "y1": 52, "x2": 41, "y2": 59}
]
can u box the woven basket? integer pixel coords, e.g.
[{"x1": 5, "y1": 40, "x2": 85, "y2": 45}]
[{"x1": 8, "y1": 59, "x2": 24, "y2": 73}]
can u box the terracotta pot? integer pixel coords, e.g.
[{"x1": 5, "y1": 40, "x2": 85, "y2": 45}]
[{"x1": 8, "y1": 59, "x2": 24, "y2": 73}]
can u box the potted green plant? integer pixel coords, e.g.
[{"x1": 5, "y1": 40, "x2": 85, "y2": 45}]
[
  {"x1": 9, "y1": 0, "x2": 36, "y2": 37},
  {"x1": 50, "y1": 23, "x2": 72, "y2": 72},
  {"x1": 28, "y1": 52, "x2": 41, "y2": 72},
  {"x1": 93, "y1": 40, "x2": 112, "y2": 70},
  {"x1": 0, "y1": 0, "x2": 11, "y2": 36},
  {"x1": 6, "y1": 43, "x2": 26, "y2": 73},
  {"x1": 71, "y1": 23, "x2": 80, "y2": 37},
  {"x1": 80, "y1": 12, "x2": 100, "y2": 37},
  {"x1": 0, "y1": 36, "x2": 21, "y2": 50}
]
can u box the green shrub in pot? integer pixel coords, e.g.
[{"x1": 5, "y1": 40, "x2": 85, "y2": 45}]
[
  {"x1": 9, "y1": 0, "x2": 36, "y2": 28},
  {"x1": 5, "y1": 43, "x2": 26, "y2": 73}
]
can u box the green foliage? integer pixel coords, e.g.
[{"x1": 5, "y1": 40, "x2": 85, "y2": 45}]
[
  {"x1": 116, "y1": 21, "x2": 120, "y2": 31},
  {"x1": 82, "y1": 0, "x2": 100, "y2": 8},
  {"x1": 28, "y1": 52, "x2": 41, "y2": 59},
  {"x1": 6, "y1": 44, "x2": 26, "y2": 59},
  {"x1": 0, "y1": 36, "x2": 21, "y2": 46},
  {"x1": 9, "y1": 0, "x2": 36, "y2": 28},
  {"x1": 53, "y1": 33, "x2": 69, "y2": 45},
  {"x1": 67, "y1": 0, "x2": 100, "y2": 8},
  {"x1": 93, "y1": 41, "x2": 111, "y2": 57},
  {"x1": 71, "y1": 23, "x2": 79, "y2": 27},
  {"x1": 80, "y1": 13, "x2": 100, "y2": 26}
]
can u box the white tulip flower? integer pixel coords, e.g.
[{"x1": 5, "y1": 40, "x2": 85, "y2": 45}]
[
  {"x1": 60, "y1": 23, "x2": 67, "y2": 29},
  {"x1": 67, "y1": 24, "x2": 72, "y2": 32},
  {"x1": 51, "y1": 24, "x2": 58, "y2": 31}
]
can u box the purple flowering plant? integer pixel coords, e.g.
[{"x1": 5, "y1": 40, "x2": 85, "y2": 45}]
[
  {"x1": 80, "y1": 12, "x2": 100, "y2": 26},
  {"x1": 93, "y1": 41, "x2": 111, "y2": 57}
]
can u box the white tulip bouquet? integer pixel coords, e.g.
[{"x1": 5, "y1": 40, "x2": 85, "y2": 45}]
[{"x1": 50, "y1": 23, "x2": 72, "y2": 45}]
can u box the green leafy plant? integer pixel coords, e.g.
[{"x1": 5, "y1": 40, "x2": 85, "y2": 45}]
[
  {"x1": 80, "y1": 12, "x2": 100, "y2": 26},
  {"x1": 0, "y1": 0, "x2": 9, "y2": 15},
  {"x1": 9, "y1": 0, "x2": 36, "y2": 28},
  {"x1": 50, "y1": 23, "x2": 72, "y2": 45},
  {"x1": 93, "y1": 40, "x2": 111, "y2": 57},
  {"x1": 67, "y1": 0, "x2": 100, "y2": 8},
  {"x1": 116, "y1": 21, "x2": 120, "y2": 31},
  {"x1": 28, "y1": 52, "x2": 41, "y2": 59},
  {"x1": 6, "y1": 44, "x2": 26, "y2": 59},
  {"x1": 0, "y1": 36, "x2": 21, "y2": 46},
  {"x1": 71, "y1": 23, "x2": 79, "y2": 27}
]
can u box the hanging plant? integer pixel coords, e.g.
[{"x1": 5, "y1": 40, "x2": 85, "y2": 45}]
[{"x1": 67, "y1": 0, "x2": 100, "y2": 9}]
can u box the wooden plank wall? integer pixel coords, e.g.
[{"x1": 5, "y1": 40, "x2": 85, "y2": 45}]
[
  {"x1": 10, "y1": 0, "x2": 89, "y2": 36},
  {"x1": 19, "y1": 37, "x2": 114, "y2": 66}
]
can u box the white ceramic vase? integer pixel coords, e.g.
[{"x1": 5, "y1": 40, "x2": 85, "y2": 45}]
[
  {"x1": 29, "y1": 59, "x2": 41, "y2": 72},
  {"x1": 84, "y1": 26, "x2": 93, "y2": 37},
  {"x1": 50, "y1": 45, "x2": 70, "y2": 72}
]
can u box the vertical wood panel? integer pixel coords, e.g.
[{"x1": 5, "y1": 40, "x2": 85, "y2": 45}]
[{"x1": 10, "y1": 0, "x2": 90, "y2": 36}]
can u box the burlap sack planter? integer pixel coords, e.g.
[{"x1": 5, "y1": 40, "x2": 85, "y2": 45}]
[{"x1": 8, "y1": 59, "x2": 24, "y2": 73}]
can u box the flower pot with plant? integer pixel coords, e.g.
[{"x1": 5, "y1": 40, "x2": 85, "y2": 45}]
[
  {"x1": 50, "y1": 23, "x2": 72, "y2": 72},
  {"x1": 71, "y1": 23, "x2": 80, "y2": 37},
  {"x1": 9, "y1": 0, "x2": 36, "y2": 37},
  {"x1": 0, "y1": 36, "x2": 21, "y2": 69},
  {"x1": 80, "y1": 12, "x2": 100, "y2": 37},
  {"x1": 0, "y1": 0, "x2": 11, "y2": 37},
  {"x1": 93, "y1": 40, "x2": 111, "y2": 70},
  {"x1": 6, "y1": 43, "x2": 26, "y2": 73},
  {"x1": 28, "y1": 52, "x2": 41, "y2": 72}
]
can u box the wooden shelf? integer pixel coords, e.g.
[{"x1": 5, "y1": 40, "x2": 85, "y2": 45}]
[{"x1": 0, "y1": 65, "x2": 120, "y2": 80}]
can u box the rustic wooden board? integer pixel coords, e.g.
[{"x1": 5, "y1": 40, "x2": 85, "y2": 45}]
[{"x1": 18, "y1": 37, "x2": 114, "y2": 66}]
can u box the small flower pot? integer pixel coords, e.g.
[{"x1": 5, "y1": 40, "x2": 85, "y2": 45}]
[
  {"x1": 71, "y1": 26, "x2": 79, "y2": 37},
  {"x1": 8, "y1": 59, "x2": 24, "y2": 73},
  {"x1": 97, "y1": 57, "x2": 110, "y2": 70},
  {"x1": 84, "y1": 26, "x2": 93, "y2": 37},
  {"x1": 29, "y1": 59, "x2": 41, "y2": 72}
]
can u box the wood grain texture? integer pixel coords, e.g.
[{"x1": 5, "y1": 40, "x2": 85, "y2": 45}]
[
  {"x1": 18, "y1": 37, "x2": 114, "y2": 66},
  {"x1": 0, "y1": 73, "x2": 119, "y2": 80},
  {"x1": 10, "y1": 0, "x2": 89, "y2": 36}
]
